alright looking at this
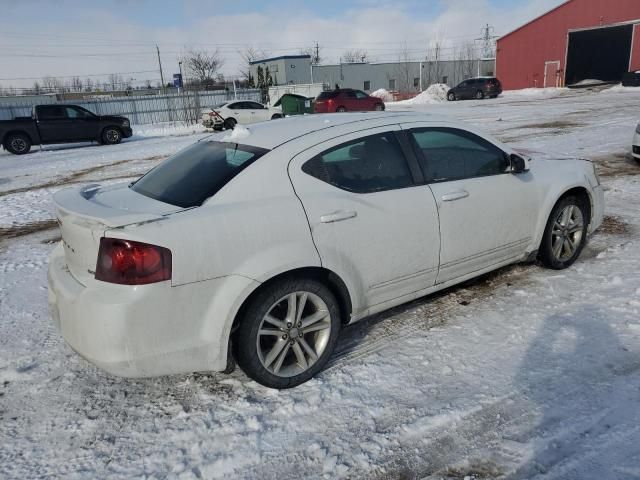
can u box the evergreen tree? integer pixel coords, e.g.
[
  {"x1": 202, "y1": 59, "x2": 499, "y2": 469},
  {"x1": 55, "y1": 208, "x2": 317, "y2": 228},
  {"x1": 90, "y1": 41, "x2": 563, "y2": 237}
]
[{"x1": 257, "y1": 66, "x2": 265, "y2": 88}]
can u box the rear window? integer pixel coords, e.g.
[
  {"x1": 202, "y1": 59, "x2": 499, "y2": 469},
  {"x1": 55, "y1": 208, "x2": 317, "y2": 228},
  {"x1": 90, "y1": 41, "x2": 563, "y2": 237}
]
[
  {"x1": 317, "y1": 91, "x2": 339, "y2": 100},
  {"x1": 131, "y1": 141, "x2": 269, "y2": 208}
]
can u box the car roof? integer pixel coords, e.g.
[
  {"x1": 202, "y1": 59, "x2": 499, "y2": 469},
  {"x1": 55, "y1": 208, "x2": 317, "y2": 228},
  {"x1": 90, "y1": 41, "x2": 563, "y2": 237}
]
[{"x1": 202, "y1": 112, "x2": 451, "y2": 150}]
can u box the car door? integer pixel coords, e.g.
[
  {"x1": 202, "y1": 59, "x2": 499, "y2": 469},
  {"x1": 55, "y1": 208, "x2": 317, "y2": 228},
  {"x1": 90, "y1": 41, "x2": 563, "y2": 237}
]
[
  {"x1": 405, "y1": 125, "x2": 538, "y2": 284},
  {"x1": 288, "y1": 126, "x2": 440, "y2": 310},
  {"x1": 354, "y1": 90, "x2": 373, "y2": 110},
  {"x1": 36, "y1": 105, "x2": 74, "y2": 143},
  {"x1": 344, "y1": 90, "x2": 358, "y2": 110},
  {"x1": 63, "y1": 106, "x2": 100, "y2": 140},
  {"x1": 226, "y1": 102, "x2": 249, "y2": 123},
  {"x1": 246, "y1": 101, "x2": 270, "y2": 123}
]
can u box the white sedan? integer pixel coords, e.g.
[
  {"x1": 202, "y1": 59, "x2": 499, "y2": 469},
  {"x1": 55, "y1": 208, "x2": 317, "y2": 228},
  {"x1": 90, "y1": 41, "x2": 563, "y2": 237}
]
[
  {"x1": 48, "y1": 112, "x2": 604, "y2": 389},
  {"x1": 201, "y1": 100, "x2": 282, "y2": 130},
  {"x1": 633, "y1": 122, "x2": 640, "y2": 161}
]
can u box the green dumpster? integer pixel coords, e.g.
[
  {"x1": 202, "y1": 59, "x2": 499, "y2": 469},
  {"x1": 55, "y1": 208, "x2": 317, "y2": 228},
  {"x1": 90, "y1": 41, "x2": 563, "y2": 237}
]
[{"x1": 273, "y1": 93, "x2": 314, "y2": 115}]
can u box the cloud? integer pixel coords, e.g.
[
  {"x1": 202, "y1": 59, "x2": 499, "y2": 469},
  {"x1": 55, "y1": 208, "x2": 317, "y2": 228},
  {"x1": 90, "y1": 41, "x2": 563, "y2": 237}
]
[{"x1": 0, "y1": 0, "x2": 564, "y2": 89}]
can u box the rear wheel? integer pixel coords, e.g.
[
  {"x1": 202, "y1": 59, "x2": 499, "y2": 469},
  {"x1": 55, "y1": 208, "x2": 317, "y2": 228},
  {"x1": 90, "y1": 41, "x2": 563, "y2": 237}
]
[
  {"x1": 538, "y1": 196, "x2": 589, "y2": 269},
  {"x1": 475, "y1": 90, "x2": 485, "y2": 100},
  {"x1": 4, "y1": 133, "x2": 31, "y2": 155},
  {"x1": 101, "y1": 127, "x2": 122, "y2": 145},
  {"x1": 447, "y1": 92, "x2": 456, "y2": 101},
  {"x1": 336, "y1": 106, "x2": 347, "y2": 112},
  {"x1": 374, "y1": 103, "x2": 385, "y2": 111},
  {"x1": 223, "y1": 117, "x2": 237, "y2": 130},
  {"x1": 234, "y1": 277, "x2": 341, "y2": 389}
]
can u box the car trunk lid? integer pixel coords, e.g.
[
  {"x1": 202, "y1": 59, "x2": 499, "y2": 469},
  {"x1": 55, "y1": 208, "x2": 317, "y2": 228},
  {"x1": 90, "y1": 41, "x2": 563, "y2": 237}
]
[{"x1": 54, "y1": 183, "x2": 183, "y2": 285}]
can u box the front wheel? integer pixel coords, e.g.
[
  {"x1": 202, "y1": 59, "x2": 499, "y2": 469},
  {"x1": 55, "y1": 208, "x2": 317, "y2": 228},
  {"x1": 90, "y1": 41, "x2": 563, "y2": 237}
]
[
  {"x1": 374, "y1": 103, "x2": 385, "y2": 111},
  {"x1": 475, "y1": 90, "x2": 485, "y2": 100},
  {"x1": 538, "y1": 196, "x2": 589, "y2": 269},
  {"x1": 101, "y1": 127, "x2": 122, "y2": 145},
  {"x1": 4, "y1": 133, "x2": 31, "y2": 155},
  {"x1": 223, "y1": 117, "x2": 237, "y2": 130},
  {"x1": 336, "y1": 106, "x2": 347, "y2": 112},
  {"x1": 234, "y1": 278, "x2": 341, "y2": 389},
  {"x1": 447, "y1": 92, "x2": 456, "y2": 101}
]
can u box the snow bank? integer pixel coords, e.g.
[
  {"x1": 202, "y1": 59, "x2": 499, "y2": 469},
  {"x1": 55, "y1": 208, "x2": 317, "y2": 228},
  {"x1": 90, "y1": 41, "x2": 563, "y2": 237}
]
[
  {"x1": 500, "y1": 87, "x2": 568, "y2": 99},
  {"x1": 131, "y1": 122, "x2": 206, "y2": 139},
  {"x1": 370, "y1": 88, "x2": 394, "y2": 102},
  {"x1": 394, "y1": 84, "x2": 450, "y2": 105},
  {"x1": 221, "y1": 124, "x2": 250, "y2": 142},
  {"x1": 600, "y1": 84, "x2": 640, "y2": 94}
]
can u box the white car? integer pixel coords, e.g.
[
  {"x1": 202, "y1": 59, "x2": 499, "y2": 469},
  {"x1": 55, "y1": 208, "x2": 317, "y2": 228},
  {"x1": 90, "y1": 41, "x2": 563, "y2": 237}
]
[
  {"x1": 48, "y1": 112, "x2": 604, "y2": 389},
  {"x1": 633, "y1": 122, "x2": 640, "y2": 161},
  {"x1": 201, "y1": 100, "x2": 282, "y2": 130}
]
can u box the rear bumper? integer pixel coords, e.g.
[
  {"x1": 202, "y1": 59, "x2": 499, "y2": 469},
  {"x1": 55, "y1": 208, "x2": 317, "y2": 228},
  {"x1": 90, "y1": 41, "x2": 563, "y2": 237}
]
[{"x1": 48, "y1": 243, "x2": 258, "y2": 377}]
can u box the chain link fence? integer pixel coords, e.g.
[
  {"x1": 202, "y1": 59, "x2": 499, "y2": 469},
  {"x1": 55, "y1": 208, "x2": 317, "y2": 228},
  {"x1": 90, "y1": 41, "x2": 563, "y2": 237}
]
[{"x1": 0, "y1": 89, "x2": 261, "y2": 124}]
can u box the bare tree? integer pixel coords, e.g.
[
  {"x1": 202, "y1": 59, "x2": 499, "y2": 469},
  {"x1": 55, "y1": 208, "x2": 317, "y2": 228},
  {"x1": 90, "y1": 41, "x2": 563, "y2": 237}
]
[
  {"x1": 300, "y1": 44, "x2": 321, "y2": 65},
  {"x1": 182, "y1": 48, "x2": 224, "y2": 88},
  {"x1": 70, "y1": 77, "x2": 83, "y2": 92},
  {"x1": 461, "y1": 41, "x2": 477, "y2": 79},
  {"x1": 84, "y1": 78, "x2": 94, "y2": 92},
  {"x1": 393, "y1": 42, "x2": 413, "y2": 92},
  {"x1": 238, "y1": 47, "x2": 270, "y2": 85},
  {"x1": 41, "y1": 76, "x2": 63, "y2": 93},
  {"x1": 342, "y1": 49, "x2": 369, "y2": 63}
]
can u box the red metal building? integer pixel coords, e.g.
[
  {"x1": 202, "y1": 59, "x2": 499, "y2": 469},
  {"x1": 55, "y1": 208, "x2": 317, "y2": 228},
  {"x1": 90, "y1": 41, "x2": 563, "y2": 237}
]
[{"x1": 496, "y1": 0, "x2": 640, "y2": 90}]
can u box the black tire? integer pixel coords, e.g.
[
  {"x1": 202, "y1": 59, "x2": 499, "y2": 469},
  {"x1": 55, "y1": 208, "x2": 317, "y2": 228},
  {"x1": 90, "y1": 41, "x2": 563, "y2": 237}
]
[
  {"x1": 270, "y1": 114, "x2": 283, "y2": 120},
  {"x1": 234, "y1": 277, "x2": 341, "y2": 389},
  {"x1": 223, "y1": 117, "x2": 237, "y2": 130},
  {"x1": 447, "y1": 92, "x2": 456, "y2": 101},
  {"x1": 475, "y1": 90, "x2": 485, "y2": 100},
  {"x1": 374, "y1": 103, "x2": 385, "y2": 111},
  {"x1": 101, "y1": 127, "x2": 122, "y2": 145},
  {"x1": 336, "y1": 106, "x2": 347, "y2": 112},
  {"x1": 4, "y1": 133, "x2": 31, "y2": 155},
  {"x1": 538, "y1": 195, "x2": 589, "y2": 270}
]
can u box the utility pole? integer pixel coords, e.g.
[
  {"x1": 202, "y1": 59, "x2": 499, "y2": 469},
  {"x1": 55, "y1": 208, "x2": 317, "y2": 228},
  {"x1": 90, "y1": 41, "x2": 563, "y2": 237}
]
[
  {"x1": 314, "y1": 42, "x2": 320, "y2": 64},
  {"x1": 475, "y1": 24, "x2": 499, "y2": 77},
  {"x1": 156, "y1": 44, "x2": 165, "y2": 90}
]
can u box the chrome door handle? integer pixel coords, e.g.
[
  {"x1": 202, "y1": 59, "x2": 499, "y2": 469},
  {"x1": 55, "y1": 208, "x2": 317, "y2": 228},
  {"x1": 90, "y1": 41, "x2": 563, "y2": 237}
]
[
  {"x1": 441, "y1": 190, "x2": 469, "y2": 202},
  {"x1": 320, "y1": 210, "x2": 357, "y2": 223}
]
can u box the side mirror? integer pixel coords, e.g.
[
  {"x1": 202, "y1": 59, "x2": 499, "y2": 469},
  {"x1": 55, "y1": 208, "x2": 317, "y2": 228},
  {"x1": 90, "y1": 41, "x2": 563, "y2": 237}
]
[{"x1": 510, "y1": 153, "x2": 528, "y2": 174}]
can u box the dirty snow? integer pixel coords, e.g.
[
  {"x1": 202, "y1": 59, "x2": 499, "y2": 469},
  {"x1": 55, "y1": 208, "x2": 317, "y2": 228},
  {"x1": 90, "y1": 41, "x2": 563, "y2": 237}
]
[{"x1": 2, "y1": 87, "x2": 640, "y2": 479}]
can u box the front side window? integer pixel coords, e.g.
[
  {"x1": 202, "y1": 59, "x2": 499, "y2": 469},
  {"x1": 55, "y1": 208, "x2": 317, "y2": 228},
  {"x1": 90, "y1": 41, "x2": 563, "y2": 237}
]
[
  {"x1": 65, "y1": 106, "x2": 93, "y2": 119},
  {"x1": 355, "y1": 90, "x2": 368, "y2": 99},
  {"x1": 131, "y1": 141, "x2": 269, "y2": 208},
  {"x1": 410, "y1": 128, "x2": 508, "y2": 182},
  {"x1": 302, "y1": 132, "x2": 413, "y2": 193}
]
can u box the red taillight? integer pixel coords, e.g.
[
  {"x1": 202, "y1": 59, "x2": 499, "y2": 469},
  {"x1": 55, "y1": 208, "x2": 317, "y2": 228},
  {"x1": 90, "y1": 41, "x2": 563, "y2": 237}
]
[
  {"x1": 209, "y1": 111, "x2": 216, "y2": 117},
  {"x1": 95, "y1": 238, "x2": 172, "y2": 285}
]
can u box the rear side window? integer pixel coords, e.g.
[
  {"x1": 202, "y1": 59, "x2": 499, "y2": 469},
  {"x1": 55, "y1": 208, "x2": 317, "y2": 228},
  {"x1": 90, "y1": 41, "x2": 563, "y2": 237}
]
[
  {"x1": 410, "y1": 128, "x2": 508, "y2": 182},
  {"x1": 38, "y1": 106, "x2": 67, "y2": 119},
  {"x1": 131, "y1": 141, "x2": 269, "y2": 208},
  {"x1": 317, "y1": 91, "x2": 339, "y2": 100},
  {"x1": 302, "y1": 132, "x2": 413, "y2": 193}
]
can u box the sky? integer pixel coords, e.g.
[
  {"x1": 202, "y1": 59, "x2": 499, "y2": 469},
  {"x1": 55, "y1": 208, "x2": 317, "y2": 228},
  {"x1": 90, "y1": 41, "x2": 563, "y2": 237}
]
[{"x1": 0, "y1": 0, "x2": 566, "y2": 91}]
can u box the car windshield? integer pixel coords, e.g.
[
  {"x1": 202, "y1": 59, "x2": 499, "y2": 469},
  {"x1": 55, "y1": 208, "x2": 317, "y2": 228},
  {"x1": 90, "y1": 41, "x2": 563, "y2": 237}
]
[{"x1": 131, "y1": 141, "x2": 269, "y2": 208}]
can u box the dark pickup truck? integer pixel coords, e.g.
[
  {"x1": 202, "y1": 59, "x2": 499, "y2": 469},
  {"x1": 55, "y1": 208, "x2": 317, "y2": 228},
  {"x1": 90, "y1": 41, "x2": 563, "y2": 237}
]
[{"x1": 0, "y1": 104, "x2": 132, "y2": 155}]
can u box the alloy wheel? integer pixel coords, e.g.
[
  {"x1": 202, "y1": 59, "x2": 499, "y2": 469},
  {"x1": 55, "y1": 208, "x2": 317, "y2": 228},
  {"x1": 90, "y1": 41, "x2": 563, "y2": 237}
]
[
  {"x1": 10, "y1": 138, "x2": 27, "y2": 153},
  {"x1": 551, "y1": 204, "x2": 584, "y2": 262},
  {"x1": 256, "y1": 291, "x2": 332, "y2": 377}
]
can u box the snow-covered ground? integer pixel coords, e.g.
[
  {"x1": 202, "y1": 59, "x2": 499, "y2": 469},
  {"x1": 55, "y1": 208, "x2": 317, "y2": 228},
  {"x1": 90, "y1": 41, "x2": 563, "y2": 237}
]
[{"x1": 1, "y1": 87, "x2": 640, "y2": 479}]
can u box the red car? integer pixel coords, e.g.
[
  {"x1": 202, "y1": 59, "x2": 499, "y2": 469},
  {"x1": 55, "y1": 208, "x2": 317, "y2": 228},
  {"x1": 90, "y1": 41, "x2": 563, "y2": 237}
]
[{"x1": 314, "y1": 89, "x2": 385, "y2": 113}]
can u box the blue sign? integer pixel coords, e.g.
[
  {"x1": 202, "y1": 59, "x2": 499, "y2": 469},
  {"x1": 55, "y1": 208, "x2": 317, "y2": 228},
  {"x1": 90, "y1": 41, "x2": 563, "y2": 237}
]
[{"x1": 173, "y1": 74, "x2": 183, "y2": 88}]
